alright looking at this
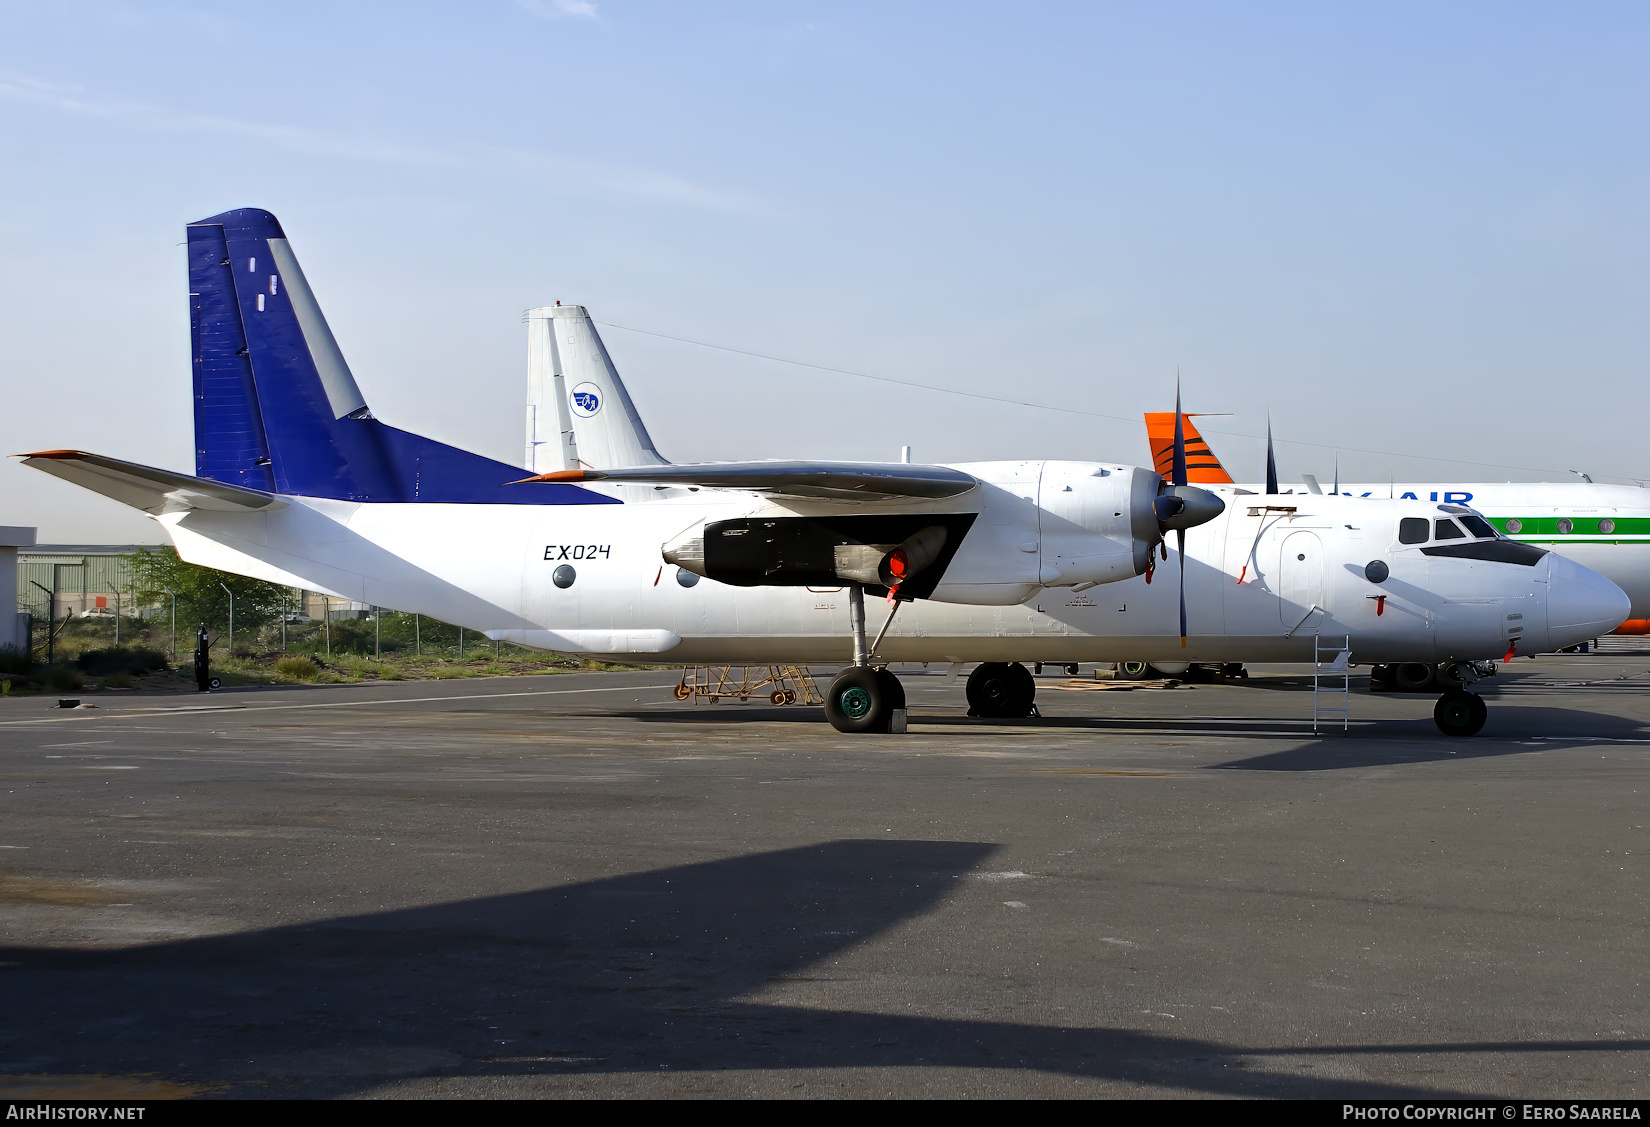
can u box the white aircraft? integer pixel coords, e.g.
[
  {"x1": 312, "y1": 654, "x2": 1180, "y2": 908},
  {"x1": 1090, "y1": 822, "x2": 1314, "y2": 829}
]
[
  {"x1": 20, "y1": 209, "x2": 1630, "y2": 739},
  {"x1": 1142, "y1": 412, "x2": 1650, "y2": 689}
]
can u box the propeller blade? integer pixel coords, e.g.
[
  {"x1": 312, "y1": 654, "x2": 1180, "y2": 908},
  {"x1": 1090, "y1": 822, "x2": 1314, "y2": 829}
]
[
  {"x1": 1265, "y1": 414, "x2": 1279, "y2": 495},
  {"x1": 1332, "y1": 452, "x2": 1339, "y2": 497},
  {"x1": 1172, "y1": 377, "x2": 1187, "y2": 488},
  {"x1": 1177, "y1": 527, "x2": 1188, "y2": 647}
]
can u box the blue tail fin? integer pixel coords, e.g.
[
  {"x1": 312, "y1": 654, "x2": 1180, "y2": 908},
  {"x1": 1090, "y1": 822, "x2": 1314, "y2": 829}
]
[{"x1": 187, "y1": 208, "x2": 614, "y2": 506}]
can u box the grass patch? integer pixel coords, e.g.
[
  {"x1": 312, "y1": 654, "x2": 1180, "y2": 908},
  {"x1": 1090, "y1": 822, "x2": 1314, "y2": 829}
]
[{"x1": 274, "y1": 654, "x2": 321, "y2": 681}]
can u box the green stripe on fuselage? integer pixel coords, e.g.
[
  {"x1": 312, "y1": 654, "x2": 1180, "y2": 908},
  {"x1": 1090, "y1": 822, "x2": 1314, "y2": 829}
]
[{"x1": 1488, "y1": 516, "x2": 1650, "y2": 537}]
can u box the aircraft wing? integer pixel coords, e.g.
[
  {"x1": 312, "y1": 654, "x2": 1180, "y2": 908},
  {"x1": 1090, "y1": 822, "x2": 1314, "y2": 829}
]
[
  {"x1": 19, "y1": 450, "x2": 288, "y2": 515},
  {"x1": 518, "y1": 460, "x2": 980, "y2": 501}
]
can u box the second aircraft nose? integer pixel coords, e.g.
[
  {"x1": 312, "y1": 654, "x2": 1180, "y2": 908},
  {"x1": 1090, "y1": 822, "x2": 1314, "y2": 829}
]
[{"x1": 1546, "y1": 553, "x2": 1631, "y2": 651}]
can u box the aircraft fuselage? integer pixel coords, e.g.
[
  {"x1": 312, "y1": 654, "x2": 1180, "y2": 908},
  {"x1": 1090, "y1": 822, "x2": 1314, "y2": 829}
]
[{"x1": 159, "y1": 461, "x2": 1625, "y2": 666}]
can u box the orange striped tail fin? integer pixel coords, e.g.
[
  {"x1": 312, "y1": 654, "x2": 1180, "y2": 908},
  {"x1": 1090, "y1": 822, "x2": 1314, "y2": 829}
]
[{"x1": 1144, "y1": 413, "x2": 1233, "y2": 484}]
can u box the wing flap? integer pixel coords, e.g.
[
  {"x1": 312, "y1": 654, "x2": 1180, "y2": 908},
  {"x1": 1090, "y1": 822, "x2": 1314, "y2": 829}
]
[
  {"x1": 516, "y1": 460, "x2": 978, "y2": 501},
  {"x1": 19, "y1": 450, "x2": 288, "y2": 515}
]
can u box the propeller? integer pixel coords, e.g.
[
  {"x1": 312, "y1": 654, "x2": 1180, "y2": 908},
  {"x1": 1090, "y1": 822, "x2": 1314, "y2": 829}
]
[
  {"x1": 1173, "y1": 387, "x2": 1187, "y2": 645},
  {"x1": 1265, "y1": 412, "x2": 1279, "y2": 495},
  {"x1": 1152, "y1": 379, "x2": 1226, "y2": 648}
]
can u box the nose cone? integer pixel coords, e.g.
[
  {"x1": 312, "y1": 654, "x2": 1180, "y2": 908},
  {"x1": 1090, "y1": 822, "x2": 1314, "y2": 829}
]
[
  {"x1": 1157, "y1": 485, "x2": 1225, "y2": 531},
  {"x1": 661, "y1": 520, "x2": 707, "y2": 576},
  {"x1": 1547, "y1": 553, "x2": 1631, "y2": 649}
]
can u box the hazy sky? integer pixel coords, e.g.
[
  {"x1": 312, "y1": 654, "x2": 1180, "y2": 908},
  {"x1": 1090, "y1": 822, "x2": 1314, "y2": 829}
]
[{"x1": 2, "y1": 1, "x2": 1645, "y2": 542}]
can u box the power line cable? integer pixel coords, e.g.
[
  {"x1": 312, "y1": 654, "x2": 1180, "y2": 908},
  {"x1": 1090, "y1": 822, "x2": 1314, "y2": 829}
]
[{"x1": 597, "y1": 320, "x2": 1589, "y2": 479}]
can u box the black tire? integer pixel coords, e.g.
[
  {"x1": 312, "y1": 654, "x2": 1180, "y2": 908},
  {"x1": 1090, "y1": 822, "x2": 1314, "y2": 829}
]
[
  {"x1": 1368, "y1": 664, "x2": 1396, "y2": 690},
  {"x1": 1392, "y1": 662, "x2": 1437, "y2": 693},
  {"x1": 208, "y1": 677, "x2": 222, "y2": 690},
  {"x1": 1434, "y1": 689, "x2": 1487, "y2": 737},
  {"x1": 875, "y1": 668, "x2": 906, "y2": 712},
  {"x1": 967, "y1": 661, "x2": 1036, "y2": 719},
  {"x1": 826, "y1": 667, "x2": 891, "y2": 733},
  {"x1": 1115, "y1": 661, "x2": 1156, "y2": 681}
]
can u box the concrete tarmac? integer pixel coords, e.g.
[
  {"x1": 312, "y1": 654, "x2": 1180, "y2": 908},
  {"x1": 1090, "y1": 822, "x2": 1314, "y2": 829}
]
[{"x1": 1, "y1": 648, "x2": 1647, "y2": 1100}]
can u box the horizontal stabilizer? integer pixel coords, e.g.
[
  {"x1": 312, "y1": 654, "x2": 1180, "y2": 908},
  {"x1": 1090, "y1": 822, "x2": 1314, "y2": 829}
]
[
  {"x1": 517, "y1": 460, "x2": 979, "y2": 501},
  {"x1": 18, "y1": 450, "x2": 287, "y2": 516}
]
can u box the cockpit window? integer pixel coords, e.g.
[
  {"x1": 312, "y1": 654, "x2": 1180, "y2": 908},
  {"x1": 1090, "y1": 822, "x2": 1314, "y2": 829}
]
[
  {"x1": 1434, "y1": 519, "x2": 1466, "y2": 540},
  {"x1": 1399, "y1": 517, "x2": 1429, "y2": 545},
  {"x1": 1459, "y1": 514, "x2": 1497, "y2": 539}
]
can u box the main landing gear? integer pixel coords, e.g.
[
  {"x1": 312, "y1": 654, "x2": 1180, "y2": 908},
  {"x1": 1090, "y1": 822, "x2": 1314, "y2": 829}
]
[
  {"x1": 823, "y1": 665, "x2": 907, "y2": 733},
  {"x1": 823, "y1": 585, "x2": 909, "y2": 734},
  {"x1": 821, "y1": 586, "x2": 1048, "y2": 732},
  {"x1": 965, "y1": 662, "x2": 1037, "y2": 719}
]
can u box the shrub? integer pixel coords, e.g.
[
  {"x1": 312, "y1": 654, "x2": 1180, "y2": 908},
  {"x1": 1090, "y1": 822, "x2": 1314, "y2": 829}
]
[
  {"x1": 75, "y1": 647, "x2": 169, "y2": 676},
  {"x1": 45, "y1": 666, "x2": 85, "y2": 692},
  {"x1": 0, "y1": 645, "x2": 31, "y2": 676},
  {"x1": 274, "y1": 654, "x2": 321, "y2": 681}
]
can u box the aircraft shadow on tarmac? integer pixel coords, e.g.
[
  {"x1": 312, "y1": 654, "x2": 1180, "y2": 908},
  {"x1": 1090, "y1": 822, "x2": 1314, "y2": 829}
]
[
  {"x1": 7, "y1": 841, "x2": 1642, "y2": 1099},
  {"x1": 618, "y1": 704, "x2": 1650, "y2": 772},
  {"x1": 1212, "y1": 703, "x2": 1650, "y2": 770}
]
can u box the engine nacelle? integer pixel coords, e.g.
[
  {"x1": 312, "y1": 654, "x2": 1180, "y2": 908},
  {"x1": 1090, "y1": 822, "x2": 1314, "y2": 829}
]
[
  {"x1": 663, "y1": 513, "x2": 976, "y2": 599},
  {"x1": 661, "y1": 461, "x2": 1223, "y2": 606},
  {"x1": 1037, "y1": 461, "x2": 1162, "y2": 586}
]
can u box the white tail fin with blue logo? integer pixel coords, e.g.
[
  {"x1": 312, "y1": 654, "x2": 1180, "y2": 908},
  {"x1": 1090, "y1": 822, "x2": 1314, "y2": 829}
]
[{"x1": 525, "y1": 305, "x2": 667, "y2": 473}]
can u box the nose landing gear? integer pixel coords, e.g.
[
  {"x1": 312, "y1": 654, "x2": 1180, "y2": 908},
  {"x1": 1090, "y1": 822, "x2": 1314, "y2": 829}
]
[{"x1": 1434, "y1": 688, "x2": 1488, "y2": 737}]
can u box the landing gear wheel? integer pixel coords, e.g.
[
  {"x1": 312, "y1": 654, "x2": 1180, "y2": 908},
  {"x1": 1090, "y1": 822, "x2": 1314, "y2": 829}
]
[
  {"x1": 1222, "y1": 663, "x2": 1248, "y2": 680},
  {"x1": 770, "y1": 690, "x2": 788, "y2": 706},
  {"x1": 966, "y1": 661, "x2": 1036, "y2": 719},
  {"x1": 673, "y1": 682, "x2": 692, "y2": 700},
  {"x1": 875, "y1": 667, "x2": 906, "y2": 712},
  {"x1": 826, "y1": 667, "x2": 892, "y2": 733},
  {"x1": 1368, "y1": 664, "x2": 1396, "y2": 690},
  {"x1": 1392, "y1": 662, "x2": 1437, "y2": 693},
  {"x1": 783, "y1": 689, "x2": 797, "y2": 705},
  {"x1": 1434, "y1": 689, "x2": 1487, "y2": 737},
  {"x1": 1115, "y1": 661, "x2": 1156, "y2": 682}
]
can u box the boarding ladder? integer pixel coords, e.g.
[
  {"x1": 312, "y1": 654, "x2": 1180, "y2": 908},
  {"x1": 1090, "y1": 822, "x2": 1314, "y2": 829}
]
[{"x1": 1313, "y1": 633, "x2": 1351, "y2": 734}]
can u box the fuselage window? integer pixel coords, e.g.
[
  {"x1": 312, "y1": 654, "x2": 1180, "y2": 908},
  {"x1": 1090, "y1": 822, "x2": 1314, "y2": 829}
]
[
  {"x1": 1399, "y1": 517, "x2": 1429, "y2": 545},
  {"x1": 1434, "y1": 519, "x2": 1466, "y2": 540},
  {"x1": 1459, "y1": 514, "x2": 1497, "y2": 539},
  {"x1": 1600, "y1": 518, "x2": 1617, "y2": 534},
  {"x1": 1505, "y1": 518, "x2": 1524, "y2": 534},
  {"x1": 1556, "y1": 518, "x2": 1574, "y2": 534}
]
